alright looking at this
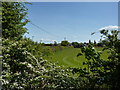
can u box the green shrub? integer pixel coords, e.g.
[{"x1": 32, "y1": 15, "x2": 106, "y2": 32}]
[{"x1": 75, "y1": 30, "x2": 120, "y2": 89}]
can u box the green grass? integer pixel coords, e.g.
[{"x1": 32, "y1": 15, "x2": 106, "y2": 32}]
[{"x1": 46, "y1": 47, "x2": 108, "y2": 68}]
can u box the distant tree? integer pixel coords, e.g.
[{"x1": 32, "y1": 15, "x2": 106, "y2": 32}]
[
  {"x1": 71, "y1": 42, "x2": 80, "y2": 48},
  {"x1": 61, "y1": 40, "x2": 69, "y2": 46},
  {"x1": 89, "y1": 40, "x2": 91, "y2": 43},
  {"x1": 44, "y1": 43, "x2": 53, "y2": 46},
  {"x1": 54, "y1": 41, "x2": 58, "y2": 46},
  {"x1": 94, "y1": 40, "x2": 97, "y2": 46},
  {"x1": 97, "y1": 42, "x2": 103, "y2": 47}
]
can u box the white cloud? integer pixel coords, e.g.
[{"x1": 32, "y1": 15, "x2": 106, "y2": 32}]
[{"x1": 99, "y1": 25, "x2": 120, "y2": 30}]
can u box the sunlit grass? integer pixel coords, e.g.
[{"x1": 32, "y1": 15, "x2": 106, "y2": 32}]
[{"x1": 46, "y1": 47, "x2": 108, "y2": 68}]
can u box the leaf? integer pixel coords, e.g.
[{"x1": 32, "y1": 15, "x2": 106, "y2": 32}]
[{"x1": 77, "y1": 53, "x2": 83, "y2": 57}]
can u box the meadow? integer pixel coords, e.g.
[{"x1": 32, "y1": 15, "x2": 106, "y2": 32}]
[{"x1": 46, "y1": 47, "x2": 108, "y2": 68}]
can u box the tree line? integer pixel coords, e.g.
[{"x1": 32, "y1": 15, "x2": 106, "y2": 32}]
[{"x1": 43, "y1": 39, "x2": 110, "y2": 48}]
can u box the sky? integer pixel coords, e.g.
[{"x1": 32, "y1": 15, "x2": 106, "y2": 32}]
[{"x1": 24, "y1": 2, "x2": 118, "y2": 43}]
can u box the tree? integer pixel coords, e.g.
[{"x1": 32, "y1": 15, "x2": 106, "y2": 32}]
[
  {"x1": 61, "y1": 40, "x2": 69, "y2": 46},
  {"x1": 1, "y1": 2, "x2": 41, "y2": 89},
  {"x1": 71, "y1": 42, "x2": 80, "y2": 48},
  {"x1": 2, "y1": 2, "x2": 29, "y2": 40},
  {"x1": 54, "y1": 41, "x2": 58, "y2": 46},
  {"x1": 75, "y1": 30, "x2": 120, "y2": 89},
  {"x1": 94, "y1": 40, "x2": 96, "y2": 46}
]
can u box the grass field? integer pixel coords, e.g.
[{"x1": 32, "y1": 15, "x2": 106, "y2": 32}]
[{"x1": 46, "y1": 47, "x2": 108, "y2": 68}]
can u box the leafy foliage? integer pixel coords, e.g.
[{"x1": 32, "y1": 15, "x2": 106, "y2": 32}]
[
  {"x1": 61, "y1": 40, "x2": 70, "y2": 46},
  {"x1": 72, "y1": 42, "x2": 80, "y2": 48},
  {"x1": 74, "y1": 30, "x2": 120, "y2": 88},
  {"x1": 2, "y1": 38, "x2": 44, "y2": 89},
  {"x1": 2, "y1": 2, "x2": 29, "y2": 40}
]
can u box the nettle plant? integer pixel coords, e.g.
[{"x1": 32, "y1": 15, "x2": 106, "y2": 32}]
[{"x1": 74, "y1": 30, "x2": 120, "y2": 88}]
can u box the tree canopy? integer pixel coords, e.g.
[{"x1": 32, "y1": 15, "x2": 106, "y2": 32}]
[
  {"x1": 61, "y1": 40, "x2": 70, "y2": 46},
  {"x1": 2, "y1": 2, "x2": 29, "y2": 40}
]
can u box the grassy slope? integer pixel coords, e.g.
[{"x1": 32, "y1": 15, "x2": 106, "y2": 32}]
[{"x1": 46, "y1": 47, "x2": 108, "y2": 68}]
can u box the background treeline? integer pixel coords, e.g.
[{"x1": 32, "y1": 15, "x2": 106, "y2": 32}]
[
  {"x1": 1, "y1": 2, "x2": 120, "y2": 89},
  {"x1": 43, "y1": 39, "x2": 110, "y2": 48}
]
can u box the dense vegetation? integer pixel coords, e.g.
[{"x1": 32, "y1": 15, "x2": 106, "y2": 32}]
[{"x1": 2, "y1": 2, "x2": 120, "y2": 89}]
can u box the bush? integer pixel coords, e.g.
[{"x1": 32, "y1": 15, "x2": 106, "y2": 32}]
[{"x1": 75, "y1": 30, "x2": 120, "y2": 89}]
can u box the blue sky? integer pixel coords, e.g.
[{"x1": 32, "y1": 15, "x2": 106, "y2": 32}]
[{"x1": 24, "y1": 2, "x2": 118, "y2": 43}]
